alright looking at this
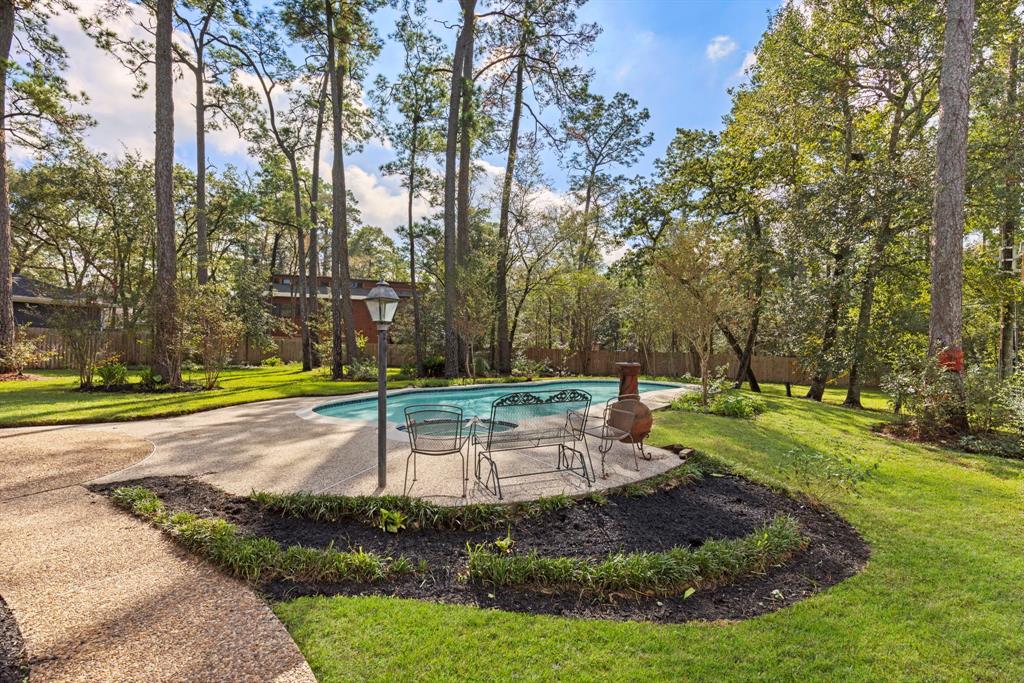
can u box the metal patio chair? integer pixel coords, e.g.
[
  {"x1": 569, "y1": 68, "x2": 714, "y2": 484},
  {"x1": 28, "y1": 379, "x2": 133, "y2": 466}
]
[
  {"x1": 582, "y1": 394, "x2": 650, "y2": 477},
  {"x1": 403, "y1": 405, "x2": 470, "y2": 497}
]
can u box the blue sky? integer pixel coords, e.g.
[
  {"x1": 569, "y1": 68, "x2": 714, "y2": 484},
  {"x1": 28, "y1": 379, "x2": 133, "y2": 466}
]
[{"x1": 51, "y1": 0, "x2": 779, "y2": 232}]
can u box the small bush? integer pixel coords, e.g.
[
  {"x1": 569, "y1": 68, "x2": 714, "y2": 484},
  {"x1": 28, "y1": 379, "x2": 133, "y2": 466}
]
[
  {"x1": 466, "y1": 515, "x2": 805, "y2": 597},
  {"x1": 96, "y1": 355, "x2": 129, "y2": 388},
  {"x1": 0, "y1": 327, "x2": 53, "y2": 375},
  {"x1": 421, "y1": 355, "x2": 445, "y2": 378},
  {"x1": 261, "y1": 356, "x2": 283, "y2": 367},
  {"x1": 783, "y1": 448, "x2": 878, "y2": 492},
  {"x1": 111, "y1": 486, "x2": 411, "y2": 584},
  {"x1": 956, "y1": 433, "x2": 1024, "y2": 460},
  {"x1": 138, "y1": 367, "x2": 164, "y2": 389},
  {"x1": 963, "y1": 366, "x2": 1013, "y2": 433},
  {"x1": 671, "y1": 390, "x2": 765, "y2": 419},
  {"x1": 511, "y1": 351, "x2": 547, "y2": 379},
  {"x1": 348, "y1": 357, "x2": 378, "y2": 382}
]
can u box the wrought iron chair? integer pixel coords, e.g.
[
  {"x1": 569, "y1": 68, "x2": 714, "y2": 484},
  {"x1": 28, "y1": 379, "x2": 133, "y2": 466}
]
[
  {"x1": 582, "y1": 394, "x2": 649, "y2": 477},
  {"x1": 403, "y1": 405, "x2": 470, "y2": 497}
]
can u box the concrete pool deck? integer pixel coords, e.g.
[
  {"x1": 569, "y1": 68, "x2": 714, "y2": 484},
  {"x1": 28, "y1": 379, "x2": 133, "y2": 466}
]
[{"x1": 88, "y1": 382, "x2": 694, "y2": 503}]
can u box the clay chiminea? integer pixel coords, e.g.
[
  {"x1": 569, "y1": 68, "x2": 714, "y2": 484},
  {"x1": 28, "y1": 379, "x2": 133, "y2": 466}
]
[{"x1": 614, "y1": 362, "x2": 653, "y2": 444}]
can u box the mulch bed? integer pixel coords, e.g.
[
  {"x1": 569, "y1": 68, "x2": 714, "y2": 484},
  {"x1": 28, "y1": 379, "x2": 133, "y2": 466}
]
[
  {"x1": 0, "y1": 372, "x2": 44, "y2": 382},
  {"x1": 91, "y1": 472, "x2": 869, "y2": 624},
  {"x1": 0, "y1": 595, "x2": 27, "y2": 683}
]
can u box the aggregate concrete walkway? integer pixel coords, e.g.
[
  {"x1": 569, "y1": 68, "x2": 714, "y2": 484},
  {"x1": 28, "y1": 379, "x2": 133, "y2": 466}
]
[
  {"x1": 0, "y1": 428, "x2": 315, "y2": 682},
  {"x1": 92, "y1": 383, "x2": 692, "y2": 503}
]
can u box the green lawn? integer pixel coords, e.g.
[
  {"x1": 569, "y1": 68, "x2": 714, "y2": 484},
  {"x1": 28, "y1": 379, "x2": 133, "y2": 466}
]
[
  {"x1": 273, "y1": 385, "x2": 1024, "y2": 682},
  {"x1": 0, "y1": 365, "x2": 429, "y2": 427}
]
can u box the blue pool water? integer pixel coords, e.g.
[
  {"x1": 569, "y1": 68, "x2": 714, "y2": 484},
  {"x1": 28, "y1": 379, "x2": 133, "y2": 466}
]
[{"x1": 313, "y1": 380, "x2": 679, "y2": 426}]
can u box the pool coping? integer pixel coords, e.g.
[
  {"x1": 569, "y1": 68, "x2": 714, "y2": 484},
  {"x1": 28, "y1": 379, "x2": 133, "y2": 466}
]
[{"x1": 296, "y1": 378, "x2": 692, "y2": 442}]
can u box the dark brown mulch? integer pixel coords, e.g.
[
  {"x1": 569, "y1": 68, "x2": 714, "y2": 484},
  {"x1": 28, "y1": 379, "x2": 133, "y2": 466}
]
[
  {"x1": 91, "y1": 472, "x2": 869, "y2": 624},
  {"x1": 0, "y1": 595, "x2": 27, "y2": 683}
]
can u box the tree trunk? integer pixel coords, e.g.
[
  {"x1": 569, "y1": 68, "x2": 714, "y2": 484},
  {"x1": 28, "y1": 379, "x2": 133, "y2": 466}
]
[
  {"x1": 455, "y1": 10, "x2": 476, "y2": 372},
  {"x1": 998, "y1": 40, "x2": 1019, "y2": 379},
  {"x1": 716, "y1": 319, "x2": 759, "y2": 388},
  {"x1": 153, "y1": 0, "x2": 179, "y2": 386},
  {"x1": 0, "y1": 0, "x2": 15, "y2": 367},
  {"x1": 844, "y1": 226, "x2": 890, "y2": 408},
  {"x1": 290, "y1": 159, "x2": 311, "y2": 372},
  {"x1": 495, "y1": 53, "x2": 525, "y2": 375},
  {"x1": 806, "y1": 251, "x2": 849, "y2": 402},
  {"x1": 194, "y1": 46, "x2": 209, "y2": 285},
  {"x1": 407, "y1": 118, "x2": 424, "y2": 374},
  {"x1": 308, "y1": 74, "x2": 328, "y2": 368},
  {"x1": 326, "y1": 0, "x2": 358, "y2": 378},
  {"x1": 442, "y1": 0, "x2": 473, "y2": 378},
  {"x1": 929, "y1": 0, "x2": 975, "y2": 431}
]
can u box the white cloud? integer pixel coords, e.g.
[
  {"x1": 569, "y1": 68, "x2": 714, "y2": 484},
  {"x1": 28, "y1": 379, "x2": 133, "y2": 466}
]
[
  {"x1": 733, "y1": 51, "x2": 757, "y2": 80},
  {"x1": 705, "y1": 35, "x2": 737, "y2": 62},
  {"x1": 47, "y1": 5, "x2": 250, "y2": 163}
]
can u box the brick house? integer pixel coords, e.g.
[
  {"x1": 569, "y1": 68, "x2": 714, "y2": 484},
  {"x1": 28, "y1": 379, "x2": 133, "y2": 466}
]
[{"x1": 269, "y1": 274, "x2": 414, "y2": 340}]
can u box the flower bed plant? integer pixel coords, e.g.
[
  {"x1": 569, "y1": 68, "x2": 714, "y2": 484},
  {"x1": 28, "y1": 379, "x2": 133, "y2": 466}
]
[
  {"x1": 112, "y1": 486, "x2": 413, "y2": 583},
  {"x1": 465, "y1": 515, "x2": 804, "y2": 597}
]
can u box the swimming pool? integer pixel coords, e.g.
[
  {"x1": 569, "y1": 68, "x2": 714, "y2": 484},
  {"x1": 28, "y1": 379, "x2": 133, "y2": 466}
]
[{"x1": 312, "y1": 379, "x2": 680, "y2": 426}]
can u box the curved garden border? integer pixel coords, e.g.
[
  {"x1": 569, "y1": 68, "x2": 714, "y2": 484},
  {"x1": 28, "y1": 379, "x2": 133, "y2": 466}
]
[
  {"x1": 0, "y1": 595, "x2": 27, "y2": 683},
  {"x1": 93, "y1": 457, "x2": 869, "y2": 623}
]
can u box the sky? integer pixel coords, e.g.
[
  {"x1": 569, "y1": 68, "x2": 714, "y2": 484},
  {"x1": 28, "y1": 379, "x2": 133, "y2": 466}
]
[{"x1": 43, "y1": 0, "x2": 779, "y2": 237}]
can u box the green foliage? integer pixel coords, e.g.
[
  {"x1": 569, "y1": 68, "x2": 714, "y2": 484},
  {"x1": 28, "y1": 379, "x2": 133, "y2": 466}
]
[
  {"x1": 466, "y1": 515, "x2": 804, "y2": 597},
  {"x1": 138, "y1": 367, "x2": 164, "y2": 390},
  {"x1": 420, "y1": 355, "x2": 445, "y2": 378},
  {"x1": 377, "y1": 508, "x2": 407, "y2": 534},
  {"x1": 510, "y1": 352, "x2": 547, "y2": 379},
  {"x1": 782, "y1": 448, "x2": 879, "y2": 493},
  {"x1": 179, "y1": 283, "x2": 245, "y2": 390},
  {"x1": 348, "y1": 357, "x2": 378, "y2": 382},
  {"x1": 95, "y1": 355, "x2": 129, "y2": 388},
  {"x1": 963, "y1": 366, "x2": 1013, "y2": 432},
  {"x1": 0, "y1": 328, "x2": 53, "y2": 375},
  {"x1": 252, "y1": 461, "x2": 708, "y2": 532},
  {"x1": 956, "y1": 433, "x2": 1024, "y2": 460},
  {"x1": 111, "y1": 486, "x2": 412, "y2": 584},
  {"x1": 261, "y1": 356, "x2": 283, "y2": 367},
  {"x1": 671, "y1": 390, "x2": 765, "y2": 419}
]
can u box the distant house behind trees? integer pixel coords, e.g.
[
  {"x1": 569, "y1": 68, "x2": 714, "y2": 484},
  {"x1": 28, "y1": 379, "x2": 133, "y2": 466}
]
[
  {"x1": 12, "y1": 276, "x2": 110, "y2": 329},
  {"x1": 268, "y1": 275, "x2": 414, "y2": 342}
]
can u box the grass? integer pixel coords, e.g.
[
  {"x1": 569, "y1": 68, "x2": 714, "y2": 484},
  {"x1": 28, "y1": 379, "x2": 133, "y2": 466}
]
[
  {"x1": 272, "y1": 384, "x2": 1024, "y2": 681},
  {"x1": 0, "y1": 364, "x2": 531, "y2": 427},
  {"x1": 111, "y1": 486, "x2": 413, "y2": 583},
  {"x1": 466, "y1": 515, "x2": 804, "y2": 597},
  {"x1": 251, "y1": 461, "x2": 707, "y2": 532}
]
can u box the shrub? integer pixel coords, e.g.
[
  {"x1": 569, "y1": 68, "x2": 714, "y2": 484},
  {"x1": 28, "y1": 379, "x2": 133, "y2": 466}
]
[
  {"x1": 111, "y1": 486, "x2": 412, "y2": 584},
  {"x1": 0, "y1": 326, "x2": 53, "y2": 375},
  {"x1": 962, "y1": 365, "x2": 1013, "y2": 433},
  {"x1": 50, "y1": 294, "x2": 106, "y2": 389},
  {"x1": 349, "y1": 357, "x2": 378, "y2": 382},
  {"x1": 421, "y1": 355, "x2": 445, "y2": 378},
  {"x1": 466, "y1": 515, "x2": 805, "y2": 597},
  {"x1": 96, "y1": 355, "x2": 129, "y2": 388},
  {"x1": 180, "y1": 283, "x2": 244, "y2": 390},
  {"x1": 890, "y1": 354, "x2": 965, "y2": 439},
  {"x1": 138, "y1": 367, "x2": 164, "y2": 389},
  {"x1": 671, "y1": 389, "x2": 765, "y2": 419},
  {"x1": 956, "y1": 433, "x2": 1024, "y2": 460},
  {"x1": 783, "y1": 448, "x2": 878, "y2": 492},
  {"x1": 511, "y1": 351, "x2": 546, "y2": 379},
  {"x1": 261, "y1": 355, "x2": 283, "y2": 367}
]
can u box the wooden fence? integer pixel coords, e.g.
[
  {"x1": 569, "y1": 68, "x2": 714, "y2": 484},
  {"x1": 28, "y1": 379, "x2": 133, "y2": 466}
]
[
  {"x1": 20, "y1": 328, "x2": 416, "y2": 369},
  {"x1": 523, "y1": 347, "x2": 879, "y2": 387},
  {"x1": 19, "y1": 329, "x2": 875, "y2": 386}
]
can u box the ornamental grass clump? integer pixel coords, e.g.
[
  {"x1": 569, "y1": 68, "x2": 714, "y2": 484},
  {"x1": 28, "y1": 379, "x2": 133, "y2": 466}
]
[
  {"x1": 466, "y1": 515, "x2": 805, "y2": 597},
  {"x1": 111, "y1": 486, "x2": 411, "y2": 584}
]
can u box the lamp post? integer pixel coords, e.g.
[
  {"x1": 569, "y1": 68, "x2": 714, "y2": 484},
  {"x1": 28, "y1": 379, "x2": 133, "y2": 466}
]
[{"x1": 365, "y1": 280, "x2": 400, "y2": 489}]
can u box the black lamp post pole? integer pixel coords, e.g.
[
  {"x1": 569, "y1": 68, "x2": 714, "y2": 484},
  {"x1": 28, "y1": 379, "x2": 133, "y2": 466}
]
[{"x1": 377, "y1": 323, "x2": 389, "y2": 489}]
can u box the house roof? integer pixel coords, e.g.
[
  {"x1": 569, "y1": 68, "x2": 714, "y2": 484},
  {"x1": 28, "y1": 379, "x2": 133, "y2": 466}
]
[
  {"x1": 270, "y1": 276, "x2": 414, "y2": 301},
  {"x1": 12, "y1": 275, "x2": 107, "y2": 306}
]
